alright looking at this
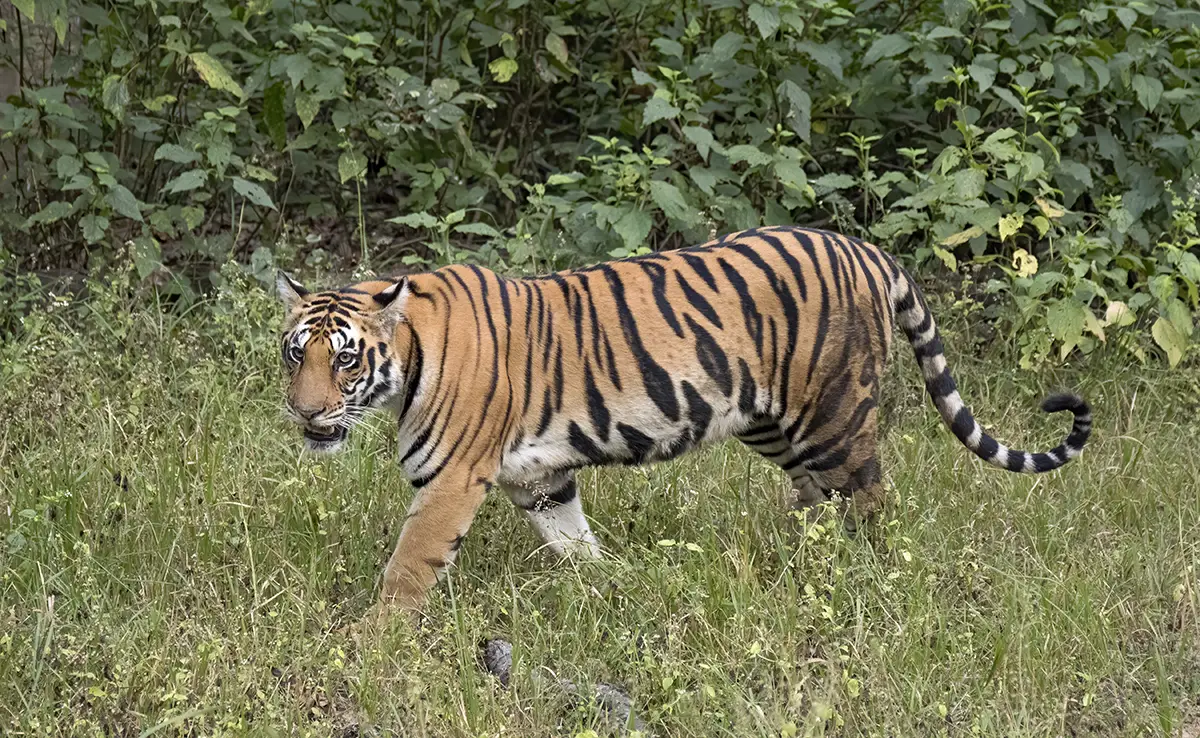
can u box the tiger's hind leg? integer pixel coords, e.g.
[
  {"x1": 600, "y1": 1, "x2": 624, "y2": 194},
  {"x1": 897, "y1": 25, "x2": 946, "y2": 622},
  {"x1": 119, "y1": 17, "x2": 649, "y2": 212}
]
[
  {"x1": 739, "y1": 419, "x2": 884, "y2": 532},
  {"x1": 793, "y1": 408, "x2": 886, "y2": 534},
  {"x1": 737, "y1": 423, "x2": 835, "y2": 520},
  {"x1": 503, "y1": 472, "x2": 602, "y2": 559}
]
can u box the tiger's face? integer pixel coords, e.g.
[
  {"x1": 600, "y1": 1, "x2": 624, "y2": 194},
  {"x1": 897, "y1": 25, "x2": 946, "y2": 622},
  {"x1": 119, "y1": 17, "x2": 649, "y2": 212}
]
[{"x1": 276, "y1": 272, "x2": 410, "y2": 453}]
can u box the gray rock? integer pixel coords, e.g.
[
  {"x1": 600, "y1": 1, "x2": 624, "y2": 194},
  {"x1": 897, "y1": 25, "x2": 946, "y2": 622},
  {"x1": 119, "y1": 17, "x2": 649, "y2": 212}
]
[{"x1": 478, "y1": 639, "x2": 648, "y2": 735}]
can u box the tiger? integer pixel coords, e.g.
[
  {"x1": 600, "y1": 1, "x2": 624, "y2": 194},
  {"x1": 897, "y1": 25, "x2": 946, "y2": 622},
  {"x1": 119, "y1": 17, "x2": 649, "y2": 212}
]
[{"x1": 276, "y1": 225, "x2": 1092, "y2": 615}]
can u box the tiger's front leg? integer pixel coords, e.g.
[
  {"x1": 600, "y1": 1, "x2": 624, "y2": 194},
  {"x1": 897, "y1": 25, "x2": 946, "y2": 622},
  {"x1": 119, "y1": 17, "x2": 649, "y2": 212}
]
[
  {"x1": 503, "y1": 472, "x2": 603, "y2": 559},
  {"x1": 378, "y1": 472, "x2": 490, "y2": 614}
]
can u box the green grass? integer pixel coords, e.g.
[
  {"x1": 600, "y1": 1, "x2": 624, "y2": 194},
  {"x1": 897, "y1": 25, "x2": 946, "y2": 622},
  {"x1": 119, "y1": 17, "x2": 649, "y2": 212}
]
[{"x1": 0, "y1": 279, "x2": 1198, "y2": 737}]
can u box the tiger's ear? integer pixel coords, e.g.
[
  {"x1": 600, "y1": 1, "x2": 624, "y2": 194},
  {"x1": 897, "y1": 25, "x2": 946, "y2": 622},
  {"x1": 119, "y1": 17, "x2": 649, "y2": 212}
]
[
  {"x1": 276, "y1": 271, "x2": 309, "y2": 309},
  {"x1": 373, "y1": 277, "x2": 410, "y2": 326}
]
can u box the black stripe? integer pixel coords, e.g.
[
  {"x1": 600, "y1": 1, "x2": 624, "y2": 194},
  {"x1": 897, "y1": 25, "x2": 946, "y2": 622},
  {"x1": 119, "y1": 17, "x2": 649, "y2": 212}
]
[
  {"x1": 553, "y1": 343, "x2": 565, "y2": 411},
  {"x1": 717, "y1": 258, "x2": 763, "y2": 354},
  {"x1": 398, "y1": 333, "x2": 423, "y2": 418},
  {"x1": 584, "y1": 362, "x2": 611, "y2": 442},
  {"x1": 912, "y1": 333, "x2": 944, "y2": 362},
  {"x1": 682, "y1": 381, "x2": 712, "y2": 442},
  {"x1": 675, "y1": 272, "x2": 723, "y2": 329},
  {"x1": 737, "y1": 358, "x2": 757, "y2": 415},
  {"x1": 640, "y1": 262, "x2": 685, "y2": 338},
  {"x1": 568, "y1": 421, "x2": 607, "y2": 464},
  {"x1": 497, "y1": 275, "x2": 512, "y2": 325},
  {"x1": 685, "y1": 314, "x2": 733, "y2": 396},
  {"x1": 759, "y1": 231, "x2": 808, "y2": 302},
  {"x1": 617, "y1": 423, "x2": 654, "y2": 464},
  {"x1": 600, "y1": 265, "x2": 680, "y2": 422},
  {"x1": 571, "y1": 281, "x2": 585, "y2": 356},
  {"x1": 535, "y1": 386, "x2": 555, "y2": 436},
  {"x1": 1032, "y1": 453, "x2": 1057, "y2": 472},
  {"x1": 681, "y1": 253, "x2": 718, "y2": 291},
  {"x1": 1005, "y1": 450, "x2": 1027, "y2": 472},
  {"x1": 926, "y1": 369, "x2": 956, "y2": 398},
  {"x1": 976, "y1": 433, "x2": 999, "y2": 458},
  {"x1": 522, "y1": 289, "x2": 536, "y2": 414},
  {"x1": 950, "y1": 406, "x2": 974, "y2": 442},
  {"x1": 602, "y1": 328, "x2": 622, "y2": 391}
]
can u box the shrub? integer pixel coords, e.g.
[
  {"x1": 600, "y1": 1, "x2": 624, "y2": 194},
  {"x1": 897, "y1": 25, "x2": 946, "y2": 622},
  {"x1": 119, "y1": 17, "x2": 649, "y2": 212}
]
[{"x1": 0, "y1": 0, "x2": 1196, "y2": 365}]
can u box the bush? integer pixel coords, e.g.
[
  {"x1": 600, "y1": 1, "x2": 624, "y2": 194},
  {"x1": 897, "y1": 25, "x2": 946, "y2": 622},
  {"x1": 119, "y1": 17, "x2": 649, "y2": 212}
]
[{"x1": 0, "y1": 0, "x2": 1197, "y2": 365}]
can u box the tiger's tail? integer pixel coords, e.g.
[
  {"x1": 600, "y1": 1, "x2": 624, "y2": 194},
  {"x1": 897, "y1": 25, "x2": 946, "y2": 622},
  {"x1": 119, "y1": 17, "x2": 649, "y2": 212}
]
[{"x1": 889, "y1": 267, "x2": 1091, "y2": 472}]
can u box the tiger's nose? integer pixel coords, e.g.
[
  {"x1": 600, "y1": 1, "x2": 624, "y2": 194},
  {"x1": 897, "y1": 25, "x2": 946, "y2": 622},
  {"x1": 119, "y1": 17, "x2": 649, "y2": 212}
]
[{"x1": 292, "y1": 403, "x2": 324, "y2": 421}]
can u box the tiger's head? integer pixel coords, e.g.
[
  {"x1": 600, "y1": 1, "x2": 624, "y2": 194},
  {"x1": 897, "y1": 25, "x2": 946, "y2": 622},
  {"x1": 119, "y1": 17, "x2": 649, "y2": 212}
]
[{"x1": 276, "y1": 271, "x2": 412, "y2": 453}]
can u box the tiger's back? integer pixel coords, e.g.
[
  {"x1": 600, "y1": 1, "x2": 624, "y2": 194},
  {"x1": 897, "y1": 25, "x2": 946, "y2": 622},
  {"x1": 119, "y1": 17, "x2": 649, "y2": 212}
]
[{"x1": 277, "y1": 225, "x2": 1091, "y2": 614}]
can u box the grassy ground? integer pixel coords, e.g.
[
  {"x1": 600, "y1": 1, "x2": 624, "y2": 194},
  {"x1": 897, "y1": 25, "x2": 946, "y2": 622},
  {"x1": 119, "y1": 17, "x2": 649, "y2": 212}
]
[{"x1": 1, "y1": 273, "x2": 1198, "y2": 737}]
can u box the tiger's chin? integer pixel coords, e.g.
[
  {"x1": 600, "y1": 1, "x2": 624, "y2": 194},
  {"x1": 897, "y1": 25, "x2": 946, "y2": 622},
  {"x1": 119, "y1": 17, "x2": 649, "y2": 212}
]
[{"x1": 303, "y1": 425, "x2": 349, "y2": 454}]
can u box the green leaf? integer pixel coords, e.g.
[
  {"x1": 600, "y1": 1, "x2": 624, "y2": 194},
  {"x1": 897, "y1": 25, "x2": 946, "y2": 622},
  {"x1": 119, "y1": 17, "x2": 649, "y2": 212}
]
[
  {"x1": 430, "y1": 78, "x2": 459, "y2": 102},
  {"x1": 642, "y1": 95, "x2": 680, "y2": 126},
  {"x1": 952, "y1": 168, "x2": 986, "y2": 199},
  {"x1": 613, "y1": 208, "x2": 653, "y2": 251},
  {"x1": 295, "y1": 94, "x2": 320, "y2": 129},
  {"x1": 206, "y1": 142, "x2": 232, "y2": 171},
  {"x1": 544, "y1": 32, "x2": 569, "y2": 65},
  {"x1": 387, "y1": 212, "x2": 440, "y2": 229},
  {"x1": 244, "y1": 165, "x2": 277, "y2": 183},
  {"x1": 1167, "y1": 299, "x2": 1194, "y2": 339},
  {"x1": 282, "y1": 54, "x2": 312, "y2": 89},
  {"x1": 189, "y1": 52, "x2": 244, "y2": 98},
  {"x1": 80, "y1": 214, "x2": 109, "y2": 244},
  {"x1": 231, "y1": 177, "x2": 277, "y2": 210},
  {"x1": 777, "y1": 80, "x2": 811, "y2": 142},
  {"x1": 106, "y1": 184, "x2": 144, "y2": 222},
  {"x1": 546, "y1": 172, "x2": 584, "y2": 186},
  {"x1": 979, "y1": 128, "x2": 1021, "y2": 160},
  {"x1": 931, "y1": 245, "x2": 957, "y2": 272},
  {"x1": 711, "y1": 33, "x2": 745, "y2": 61},
  {"x1": 55, "y1": 155, "x2": 81, "y2": 180},
  {"x1": 154, "y1": 144, "x2": 200, "y2": 165},
  {"x1": 164, "y1": 170, "x2": 207, "y2": 194},
  {"x1": 863, "y1": 34, "x2": 911, "y2": 66},
  {"x1": 812, "y1": 173, "x2": 856, "y2": 191},
  {"x1": 101, "y1": 75, "x2": 130, "y2": 119},
  {"x1": 649, "y1": 180, "x2": 697, "y2": 224},
  {"x1": 1046, "y1": 298, "x2": 1087, "y2": 349},
  {"x1": 941, "y1": 225, "x2": 984, "y2": 247},
  {"x1": 23, "y1": 201, "x2": 74, "y2": 228},
  {"x1": 967, "y1": 63, "x2": 996, "y2": 92},
  {"x1": 454, "y1": 222, "x2": 501, "y2": 238},
  {"x1": 797, "y1": 41, "x2": 843, "y2": 80},
  {"x1": 998, "y1": 213, "x2": 1024, "y2": 241},
  {"x1": 1056, "y1": 160, "x2": 1093, "y2": 188},
  {"x1": 1152, "y1": 316, "x2": 1187, "y2": 367},
  {"x1": 1113, "y1": 6, "x2": 1137, "y2": 29},
  {"x1": 773, "y1": 159, "x2": 807, "y2": 192},
  {"x1": 444, "y1": 209, "x2": 466, "y2": 225},
  {"x1": 131, "y1": 236, "x2": 161, "y2": 280},
  {"x1": 725, "y1": 145, "x2": 771, "y2": 167},
  {"x1": 747, "y1": 3, "x2": 780, "y2": 38},
  {"x1": 181, "y1": 206, "x2": 205, "y2": 231},
  {"x1": 992, "y1": 87, "x2": 1026, "y2": 116},
  {"x1": 689, "y1": 166, "x2": 718, "y2": 195},
  {"x1": 263, "y1": 82, "x2": 287, "y2": 150},
  {"x1": 1132, "y1": 74, "x2": 1163, "y2": 111},
  {"x1": 337, "y1": 151, "x2": 367, "y2": 184},
  {"x1": 682, "y1": 126, "x2": 714, "y2": 162},
  {"x1": 11, "y1": 0, "x2": 34, "y2": 22},
  {"x1": 489, "y1": 57, "x2": 518, "y2": 83}
]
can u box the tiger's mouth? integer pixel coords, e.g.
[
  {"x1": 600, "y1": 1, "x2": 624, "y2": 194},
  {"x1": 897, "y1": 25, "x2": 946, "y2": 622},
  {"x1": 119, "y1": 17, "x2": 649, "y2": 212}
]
[{"x1": 302, "y1": 425, "x2": 348, "y2": 452}]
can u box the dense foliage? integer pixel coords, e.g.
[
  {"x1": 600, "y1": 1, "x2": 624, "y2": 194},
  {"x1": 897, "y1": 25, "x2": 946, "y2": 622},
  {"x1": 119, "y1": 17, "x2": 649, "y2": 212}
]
[{"x1": 1, "y1": 0, "x2": 1198, "y2": 366}]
